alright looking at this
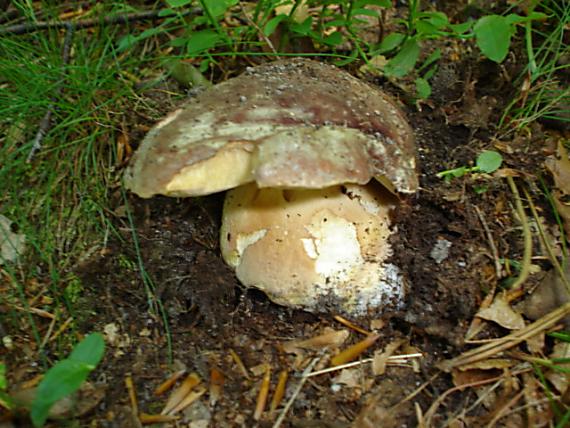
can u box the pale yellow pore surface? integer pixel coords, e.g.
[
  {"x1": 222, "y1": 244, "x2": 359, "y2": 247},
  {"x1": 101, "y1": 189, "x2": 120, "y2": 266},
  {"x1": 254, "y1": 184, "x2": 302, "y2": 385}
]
[
  {"x1": 220, "y1": 182, "x2": 404, "y2": 314},
  {"x1": 165, "y1": 146, "x2": 254, "y2": 196}
]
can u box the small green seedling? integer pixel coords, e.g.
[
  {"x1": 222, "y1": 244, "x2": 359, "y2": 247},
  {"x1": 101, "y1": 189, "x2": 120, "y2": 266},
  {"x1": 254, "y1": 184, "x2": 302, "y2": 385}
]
[
  {"x1": 0, "y1": 362, "x2": 14, "y2": 411},
  {"x1": 436, "y1": 150, "x2": 503, "y2": 181},
  {"x1": 31, "y1": 333, "x2": 105, "y2": 427}
]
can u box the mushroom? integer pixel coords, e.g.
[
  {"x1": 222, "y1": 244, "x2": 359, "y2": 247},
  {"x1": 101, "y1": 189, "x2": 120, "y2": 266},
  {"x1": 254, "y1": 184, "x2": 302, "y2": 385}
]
[{"x1": 124, "y1": 58, "x2": 418, "y2": 315}]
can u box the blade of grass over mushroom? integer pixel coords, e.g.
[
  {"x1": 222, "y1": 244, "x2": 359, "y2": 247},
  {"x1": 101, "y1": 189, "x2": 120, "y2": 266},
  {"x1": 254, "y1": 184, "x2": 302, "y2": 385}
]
[{"x1": 121, "y1": 188, "x2": 173, "y2": 361}]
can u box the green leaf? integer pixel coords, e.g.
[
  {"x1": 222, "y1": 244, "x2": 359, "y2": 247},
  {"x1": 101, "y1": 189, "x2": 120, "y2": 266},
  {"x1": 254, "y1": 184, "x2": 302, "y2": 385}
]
[
  {"x1": 290, "y1": 17, "x2": 313, "y2": 36},
  {"x1": 449, "y1": 20, "x2": 473, "y2": 34},
  {"x1": 158, "y1": 8, "x2": 176, "y2": 17},
  {"x1": 202, "y1": 0, "x2": 238, "y2": 18},
  {"x1": 322, "y1": 31, "x2": 343, "y2": 46},
  {"x1": 415, "y1": 77, "x2": 431, "y2": 99},
  {"x1": 384, "y1": 38, "x2": 420, "y2": 77},
  {"x1": 474, "y1": 15, "x2": 513, "y2": 63},
  {"x1": 31, "y1": 334, "x2": 105, "y2": 427},
  {"x1": 117, "y1": 34, "x2": 137, "y2": 52},
  {"x1": 264, "y1": 14, "x2": 288, "y2": 37},
  {"x1": 186, "y1": 30, "x2": 223, "y2": 55},
  {"x1": 476, "y1": 150, "x2": 503, "y2": 173},
  {"x1": 354, "y1": 0, "x2": 391, "y2": 7},
  {"x1": 69, "y1": 333, "x2": 105, "y2": 366},
  {"x1": 166, "y1": 0, "x2": 193, "y2": 7},
  {"x1": 418, "y1": 11, "x2": 448, "y2": 29},
  {"x1": 375, "y1": 32, "x2": 405, "y2": 54},
  {"x1": 351, "y1": 8, "x2": 381, "y2": 18},
  {"x1": 0, "y1": 363, "x2": 6, "y2": 390},
  {"x1": 416, "y1": 21, "x2": 440, "y2": 37}
]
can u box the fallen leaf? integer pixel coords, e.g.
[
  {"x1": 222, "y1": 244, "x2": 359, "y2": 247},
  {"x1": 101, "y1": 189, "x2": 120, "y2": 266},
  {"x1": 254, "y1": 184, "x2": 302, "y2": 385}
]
[
  {"x1": 0, "y1": 215, "x2": 26, "y2": 265},
  {"x1": 519, "y1": 264, "x2": 570, "y2": 328},
  {"x1": 282, "y1": 328, "x2": 349, "y2": 355},
  {"x1": 372, "y1": 338, "x2": 405, "y2": 376},
  {"x1": 546, "y1": 341, "x2": 570, "y2": 396},
  {"x1": 546, "y1": 142, "x2": 570, "y2": 237},
  {"x1": 332, "y1": 369, "x2": 361, "y2": 389},
  {"x1": 476, "y1": 292, "x2": 525, "y2": 330},
  {"x1": 11, "y1": 382, "x2": 105, "y2": 420}
]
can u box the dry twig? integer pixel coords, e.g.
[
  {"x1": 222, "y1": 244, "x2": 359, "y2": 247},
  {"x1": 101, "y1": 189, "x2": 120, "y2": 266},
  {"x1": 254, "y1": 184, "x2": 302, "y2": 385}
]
[{"x1": 0, "y1": 8, "x2": 200, "y2": 35}]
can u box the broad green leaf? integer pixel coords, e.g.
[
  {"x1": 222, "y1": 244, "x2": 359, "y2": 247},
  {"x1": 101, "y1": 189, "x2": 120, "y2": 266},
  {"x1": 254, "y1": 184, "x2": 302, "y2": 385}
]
[
  {"x1": 416, "y1": 21, "x2": 440, "y2": 37},
  {"x1": 290, "y1": 17, "x2": 313, "y2": 36},
  {"x1": 186, "y1": 30, "x2": 223, "y2": 55},
  {"x1": 375, "y1": 32, "x2": 405, "y2": 53},
  {"x1": 415, "y1": 77, "x2": 431, "y2": 99},
  {"x1": 264, "y1": 14, "x2": 288, "y2": 36},
  {"x1": 202, "y1": 0, "x2": 238, "y2": 18},
  {"x1": 167, "y1": 0, "x2": 193, "y2": 7},
  {"x1": 419, "y1": 11, "x2": 448, "y2": 28},
  {"x1": 474, "y1": 15, "x2": 513, "y2": 63},
  {"x1": 323, "y1": 31, "x2": 343, "y2": 46},
  {"x1": 384, "y1": 38, "x2": 420, "y2": 77},
  {"x1": 31, "y1": 360, "x2": 92, "y2": 427},
  {"x1": 69, "y1": 333, "x2": 105, "y2": 366},
  {"x1": 30, "y1": 333, "x2": 105, "y2": 427},
  {"x1": 476, "y1": 150, "x2": 503, "y2": 173},
  {"x1": 449, "y1": 20, "x2": 473, "y2": 34}
]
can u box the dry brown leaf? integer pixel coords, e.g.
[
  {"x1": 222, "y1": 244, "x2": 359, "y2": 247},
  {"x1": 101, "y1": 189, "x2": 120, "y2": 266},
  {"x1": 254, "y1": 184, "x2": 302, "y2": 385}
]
[
  {"x1": 332, "y1": 368, "x2": 361, "y2": 389},
  {"x1": 546, "y1": 142, "x2": 570, "y2": 195},
  {"x1": 476, "y1": 292, "x2": 525, "y2": 330},
  {"x1": 0, "y1": 214, "x2": 26, "y2": 265},
  {"x1": 282, "y1": 328, "x2": 349, "y2": 355},
  {"x1": 519, "y1": 265, "x2": 570, "y2": 328},
  {"x1": 522, "y1": 372, "x2": 553, "y2": 427},
  {"x1": 372, "y1": 338, "x2": 405, "y2": 376},
  {"x1": 452, "y1": 368, "x2": 501, "y2": 388},
  {"x1": 546, "y1": 341, "x2": 570, "y2": 395},
  {"x1": 458, "y1": 358, "x2": 516, "y2": 372},
  {"x1": 161, "y1": 373, "x2": 201, "y2": 415},
  {"x1": 546, "y1": 142, "x2": 570, "y2": 237}
]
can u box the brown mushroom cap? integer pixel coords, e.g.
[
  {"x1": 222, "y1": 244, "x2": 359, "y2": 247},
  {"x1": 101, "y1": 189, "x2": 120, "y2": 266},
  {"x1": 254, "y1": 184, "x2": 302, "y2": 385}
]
[{"x1": 124, "y1": 58, "x2": 417, "y2": 197}]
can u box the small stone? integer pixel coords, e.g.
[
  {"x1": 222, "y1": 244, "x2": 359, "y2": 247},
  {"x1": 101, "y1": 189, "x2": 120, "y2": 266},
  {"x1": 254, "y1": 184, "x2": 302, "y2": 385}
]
[{"x1": 430, "y1": 238, "x2": 452, "y2": 264}]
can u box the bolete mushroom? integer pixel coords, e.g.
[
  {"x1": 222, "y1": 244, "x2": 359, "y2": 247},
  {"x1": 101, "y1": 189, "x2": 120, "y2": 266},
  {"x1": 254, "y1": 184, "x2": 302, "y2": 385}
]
[{"x1": 124, "y1": 58, "x2": 418, "y2": 315}]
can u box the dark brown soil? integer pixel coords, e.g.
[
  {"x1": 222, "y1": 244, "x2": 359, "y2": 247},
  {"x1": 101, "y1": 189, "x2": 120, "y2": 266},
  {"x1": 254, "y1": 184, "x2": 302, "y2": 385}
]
[
  {"x1": 4, "y1": 2, "x2": 564, "y2": 427},
  {"x1": 61, "y1": 48, "x2": 549, "y2": 427}
]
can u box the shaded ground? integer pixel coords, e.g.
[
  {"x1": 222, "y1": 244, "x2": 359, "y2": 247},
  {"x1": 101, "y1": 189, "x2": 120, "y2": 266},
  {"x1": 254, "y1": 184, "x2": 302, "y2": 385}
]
[
  {"x1": 3, "y1": 2, "x2": 567, "y2": 427},
  {"x1": 65, "y1": 52, "x2": 551, "y2": 427}
]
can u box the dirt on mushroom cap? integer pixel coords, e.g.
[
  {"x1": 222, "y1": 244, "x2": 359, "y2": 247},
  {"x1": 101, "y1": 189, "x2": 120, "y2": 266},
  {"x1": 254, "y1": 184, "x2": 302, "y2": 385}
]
[{"x1": 124, "y1": 58, "x2": 418, "y2": 198}]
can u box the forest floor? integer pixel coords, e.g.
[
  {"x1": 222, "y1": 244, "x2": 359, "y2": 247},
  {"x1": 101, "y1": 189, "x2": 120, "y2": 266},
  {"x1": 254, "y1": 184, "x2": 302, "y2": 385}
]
[{"x1": 1, "y1": 1, "x2": 570, "y2": 427}]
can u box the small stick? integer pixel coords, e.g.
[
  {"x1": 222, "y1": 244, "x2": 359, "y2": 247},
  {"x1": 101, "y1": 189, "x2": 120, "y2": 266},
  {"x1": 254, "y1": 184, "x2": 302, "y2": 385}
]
[
  {"x1": 125, "y1": 375, "x2": 138, "y2": 416},
  {"x1": 27, "y1": 22, "x2": 74, "y2": 162},
  {"x1": 506, "y1": 176, "x2": 532, "y2": 294},
  {"x1": 254, "y1": 365, "x2": 271, "y2": 421},
  {"x1": 438, "y1": 301, "x2": 570, "y2": 372},
  {"x1": 333, "y1": 314, "x2": 370, "y2": 335},
  {"x1": 475, "y1": 205, "x2": 502, "y2": 279},
  {"x1": 303, "y1": 353, "x2": 423, "y2": 378},
  {"x1": 269, "y1": 370, "x2": 289, "y2": 414},
  {"x1": 524, "y1": 187, "x2": 570, "y2": 292},
  {"x1": 330, "y1": 333, "x2": 380, "y2": 366},
  {"x1": 0, "y1": 8, "x2": 201, "y2": 36},
  {"x1": 229, "y1": 348, "x2": 250, "y2": 379},
  {"x1": 273, "y1": 357, "x2": 320, "y2": 428},
  {"x1": 153, "y1": 369, "x2": 186, "y2": 396}
]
